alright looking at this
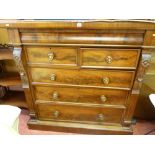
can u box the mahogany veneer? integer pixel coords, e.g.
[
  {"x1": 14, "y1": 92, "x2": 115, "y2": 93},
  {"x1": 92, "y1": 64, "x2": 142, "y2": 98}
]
[{"x1": 1, "y1": 20, "x2": 155, "y2": 134}]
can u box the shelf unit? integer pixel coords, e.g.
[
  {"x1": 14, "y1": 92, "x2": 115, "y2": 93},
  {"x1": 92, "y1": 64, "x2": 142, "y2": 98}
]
[
  {"x1": 0, "y1": 47, "x2": 28, "y2": 108},
  {"x1": 0, "y1": 72, "x2": 21, "y2": 86},
  {"x1": 0, "y1": 48, "x2": 13, "y2": 60},
  {"x1": 0, "y1": 90, "x2": 27, "y2": 108}
]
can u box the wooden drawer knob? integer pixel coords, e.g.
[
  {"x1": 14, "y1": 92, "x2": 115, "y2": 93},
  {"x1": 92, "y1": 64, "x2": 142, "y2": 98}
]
[
  {"x1": 97, "y1": 114, "x2": 104, "y2": 121},
  {"x1": 102, "y1": 77, "x2": 110, "y2": 84},
  {"x1": 105, "y1": 56, "x2": 113, "y2": 64},
  {"x1": 100, "y1": 95, "x2": 107, "y2": 102},
  {"x1": 53, "y1": 110, "x2": 60, "y2": 118},
  {"x1": 48, "y1": 52, "x2": 54, "y2": 62},
  {"x1": 50, "y1": 73, "x2": 56, "y2": 81},
  {"x1": 52, "y1": 91, "x2": 59, "y2": 100}
]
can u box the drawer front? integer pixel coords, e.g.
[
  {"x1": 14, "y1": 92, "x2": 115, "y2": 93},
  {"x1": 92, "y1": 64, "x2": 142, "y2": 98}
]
[
  {"x1": 37, "y1": 103, "x2": 124, "y2": 124},
  {"x1": 34, "y1": 86, "x2": 128, "y2": 106},
  {"x1": 21, "y1": 32, "x2": 144, "y2": 45},
  {"x1": 26, "y1": 47, "x2": 77, "y2": 65},
  {"x1": 81, "y1": 48, "x2": 140, "y2": 69},
  {"x1": 30, "y1": 68, "x2": 134, "y2": 89}
]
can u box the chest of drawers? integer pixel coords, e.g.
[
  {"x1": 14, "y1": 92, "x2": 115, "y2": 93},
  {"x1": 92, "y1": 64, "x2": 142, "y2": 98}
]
[{"x1": 2, "y1": 20, "x2": 155, "y2": 134}]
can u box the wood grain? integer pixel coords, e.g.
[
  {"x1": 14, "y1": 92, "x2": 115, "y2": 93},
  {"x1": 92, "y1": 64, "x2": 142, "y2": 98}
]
[
  {"x1": 21, "y1": 32, "x2": 144, "y2": 45},
  {"x1": 81, "y1": 48, "x2": 140, "y2": 69},
  {"x1": 3, "y1": 20, "x2": 155, "y2": 134},
  {"x1": 29, "y1": 67, "x2": 135, "y2": 89},
  {"x1": 0, "y1": 28, "x2": 9, "y2": 44},
  {"x1": 0, "y1": 19, "x2": 155, "y2": 30},
  {"x1": 144, "y1": 31, "x2": 155, "y2": 46},
  {"x1": 34, "y1": 86, "x2": 129, "y2": 106},
  {"x1": 36, "y1": 103, "x2": 124, "y2": 124},
  {"x1": 7, "y1": 29, "x2": 21, "y2": 45},
  {"x1": 28, "y1": 119, "x2": 132, "y2": 135},
  {"x1": 26, "y1": 46, "x2": 77, "y2": 66},
  {"x1": 0, "y1": 72, "x2": 21, "y2": 86},
  {"x1": 0, "y1": 48, "x2": 13, "y2": 60}
]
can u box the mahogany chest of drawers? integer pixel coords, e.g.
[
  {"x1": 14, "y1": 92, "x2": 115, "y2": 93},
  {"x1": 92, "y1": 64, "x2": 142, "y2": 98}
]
[{"x1": 1, "y1": 20, "x2": 155, "y2": 134}]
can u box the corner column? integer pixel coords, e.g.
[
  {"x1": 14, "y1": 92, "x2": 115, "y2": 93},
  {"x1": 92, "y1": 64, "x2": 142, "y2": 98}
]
[{"x1": 7, "y1": 28, "x2": 36, "y2": 120}]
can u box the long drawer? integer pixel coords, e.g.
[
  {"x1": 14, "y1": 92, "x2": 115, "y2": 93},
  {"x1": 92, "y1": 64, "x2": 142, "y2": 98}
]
[
  {"x1": 34, "y1": 86, "x2": 129, "y2": 106},
  {"x1": 26, "y1": 46, "x2": 77, "y2": 65},
  {"x1": 30, "y1": 68, "x2": 135, "y2": 89},
  {"x1": 21, "y1": 31, "x2": 144, "y2": 45},
  {"x1": 36, "y1": 103, "x2": 124, "y2": 124},
  {"x1": 81, "y1": 48, "x2": 140, "y2": 69}
]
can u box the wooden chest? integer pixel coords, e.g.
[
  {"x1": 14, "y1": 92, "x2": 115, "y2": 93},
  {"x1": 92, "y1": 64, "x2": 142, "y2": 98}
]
[{"x1": 2, "y1": 20, "x2": 155, "y2": 134}]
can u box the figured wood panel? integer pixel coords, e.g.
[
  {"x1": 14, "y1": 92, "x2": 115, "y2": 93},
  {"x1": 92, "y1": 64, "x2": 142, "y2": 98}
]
[
  {"x1": 26, "y1": 47, "x2": 77, "y2": 66},
  {"x1": 81, "y1": 48, "x2": 140, "y2": 69},
  {"x1": 21, "y1": 32, "x2": 144, "y2": 45},
  {"x1": 1, "y1": 20, "x2": 155, "y2": 134},
  {"x1": 37, "y1": 103, "x2": 124, "y2": 124},
  {"x1": 34, "y1": 86, "x2": 129, "y2": 106},
  {"x1": 30, "y1": 67, "x2": 135, "y2": 89}
]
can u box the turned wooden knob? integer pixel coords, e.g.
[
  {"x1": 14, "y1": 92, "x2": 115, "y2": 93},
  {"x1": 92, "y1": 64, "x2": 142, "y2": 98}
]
[
  {"x1": 50, "y1": 73, "x2": 56, "y2": 81},
  {"x1": 48, "y1": 52, "x2": 54, "y2": 62},
  {"x1": 102, "y1": 77, "x2": 110, "y2": 84},
  {"x1": 105, "y1": 56, "x2": 113, "y2": 64},
  {"x1": 97, "y1": 114, "x2": 104, "y2": 121},
  {"x1": 52, "y1": 91, "x2": 59, "y2": 100},
  {"x1": 53, "y1": 110, "x2": 60, "y2": 118},
  {"x1": 100, "y1": 95, "x2": 107, "y2": 102}
]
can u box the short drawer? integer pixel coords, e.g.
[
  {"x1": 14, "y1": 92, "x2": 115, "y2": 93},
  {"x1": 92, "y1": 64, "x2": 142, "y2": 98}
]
[
  {"x1": 30, "y1": 68, "x2": 135, "y2": 89},
  {"x1": 26, "y1": 47, "x2": 77, "y2": 66},
  {"x1": 34, "y1": 86, "x2": 129, "y2": 106},
  {"x1": 81, "y1": 48, "x2": 140, "y2": 69},
  {"x1": 36, "y1": 103, "x2": 124, "y2": 124}
]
